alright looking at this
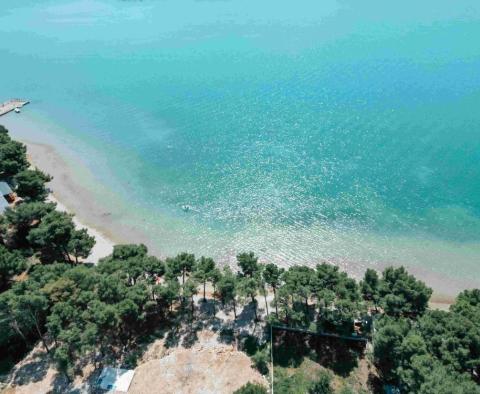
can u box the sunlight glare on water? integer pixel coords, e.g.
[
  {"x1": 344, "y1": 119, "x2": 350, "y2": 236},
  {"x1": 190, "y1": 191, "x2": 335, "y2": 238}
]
[{"x1": 1, "y1": 0, "x2": 480, "y2": 293}]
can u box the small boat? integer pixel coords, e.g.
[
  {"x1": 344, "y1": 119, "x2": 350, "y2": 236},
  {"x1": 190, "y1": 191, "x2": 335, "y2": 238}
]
[
  {"x1": 182, "y1": 205, "x2": 192, "y2": 212},
  {"x1": 14, "y1": 107, "x2": 20, "y2": 113}
]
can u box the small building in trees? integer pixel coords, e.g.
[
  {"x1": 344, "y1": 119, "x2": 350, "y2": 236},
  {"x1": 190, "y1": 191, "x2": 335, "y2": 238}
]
[
  {"x1": 0, "y1": 181, "x2": 15, "y2": 203},
  {"x1": 0, "y1": 194, "x2": 8, "y2": 213},
  {"x1": 97, "y1": 367, "x2": 135, "y2": 392},
  {"x1": 353, "y1": 315, "x2": 372, "y2": 337}
]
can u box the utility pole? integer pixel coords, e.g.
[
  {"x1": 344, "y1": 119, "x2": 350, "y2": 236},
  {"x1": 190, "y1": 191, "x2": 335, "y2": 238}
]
[{"x1": 270, "y1": 324, "x2": 274, "y2": 394}]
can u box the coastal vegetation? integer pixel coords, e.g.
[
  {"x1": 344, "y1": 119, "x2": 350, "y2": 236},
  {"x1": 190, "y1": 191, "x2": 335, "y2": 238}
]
[{"x1": 1, "y1": 125, "x2": 479, "y2": 393}]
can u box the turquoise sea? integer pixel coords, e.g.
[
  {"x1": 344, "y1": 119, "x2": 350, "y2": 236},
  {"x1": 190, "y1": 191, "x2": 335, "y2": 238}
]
[{"x1": 1, "y1": 0, "x2": 480, "y2": 293}]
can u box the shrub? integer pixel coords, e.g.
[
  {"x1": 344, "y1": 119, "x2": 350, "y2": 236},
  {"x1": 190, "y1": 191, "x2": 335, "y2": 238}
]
[{"x1": 234, "y1": 382, "x2": 268, "y2": 394}]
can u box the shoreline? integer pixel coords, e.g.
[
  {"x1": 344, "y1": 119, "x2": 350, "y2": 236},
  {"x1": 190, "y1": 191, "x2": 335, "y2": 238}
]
[
  {"x1": 21, "y1": 142, "x2": 457, "y2": 306},
  {"x1": 1, "y1": 116, "x2": 466, "y2": 305}
]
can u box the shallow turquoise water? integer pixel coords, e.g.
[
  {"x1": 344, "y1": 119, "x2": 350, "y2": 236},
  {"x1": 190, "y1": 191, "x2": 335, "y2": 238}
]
[{"x1": 1, "y1": 0, "x2": 480, "y2": 289}]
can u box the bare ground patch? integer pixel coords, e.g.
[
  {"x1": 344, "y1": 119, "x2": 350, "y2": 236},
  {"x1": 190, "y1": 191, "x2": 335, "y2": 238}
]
[{"x1": 129, "y1": 330, "x2": 267, "y2": 394}]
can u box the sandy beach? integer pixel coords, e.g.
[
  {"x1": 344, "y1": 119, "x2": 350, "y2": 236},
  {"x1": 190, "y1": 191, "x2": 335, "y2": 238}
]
[{"x1": 24, "y1": 142, "x2": 118, "y2": 263}]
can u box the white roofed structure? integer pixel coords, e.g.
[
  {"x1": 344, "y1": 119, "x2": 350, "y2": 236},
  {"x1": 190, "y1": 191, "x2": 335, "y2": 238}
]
[{"x1": 97, "y1": 367, "x2": 135, "y2": 393}]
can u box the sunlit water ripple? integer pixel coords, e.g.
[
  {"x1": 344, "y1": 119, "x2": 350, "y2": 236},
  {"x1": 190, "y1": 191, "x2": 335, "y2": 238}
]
[{"x1": 1, "y1": 0, "x2": 479, "y2": 293}]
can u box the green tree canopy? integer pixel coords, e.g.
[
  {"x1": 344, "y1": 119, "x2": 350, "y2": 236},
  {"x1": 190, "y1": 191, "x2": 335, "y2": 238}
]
[
  {"x1": 379, "y1": 266, "x2": 432, "y2": 317},
  {"x1": 68, "y1": 229, "x2": 95, "y2": 264},
  {"x1": 360, "y1": 268, "x2": 380, "y2": 307},
  {"x1": 154, "y1": 279, "x2": 180, "y2": 313},
  {"x1": 399, "y1": 354, "x2": 480, "y2": 394},
  {"x1": 27, "y1": 210, "x2": 75, "y2": 263},
  {"x1": 22, "y1": 211, "x2": 94, "y2": 265},
  {"x1": 195, "y1": 256, "x2": 216, "y2": 301},
  {"x1": 315, "y1": 263, "x2": 343, "y2": 292},
  {"x1": 111, "y1": 244, "x2": 148, "y2": 260},
  {"x1": 417, "y1": 309, "x2": 480, "y2": 378},
  {"x1": 217, "y1": 267, "x2": 238, "y2": 317},
  {"x1": 14, "y1": 169, "x2": 52, "y2": 202},
  {"x1": 373, "y1": 317, "x2": 410, "y2": 382},
  {"x1": 0, "y1": 245, "x2": 27, "y2": 291},
  {"x1": 263, "y1": 263, "x2": 284, "y2": 318},
  {"x1": 0, "y1": 125, "x2": 10, "y2": 144},
  {"x1": 167, "y1": 252, "x2": 196, "y2": 285},
  {"x1": 3, "y1": 201, "x2": 56, "y2": 249},
  {"x1": 183, "y1": 277, "x2": 198, "y2": 315},
  {"x1": 0, "y1": 139, "x2": 28, "y2": 178},
  {"x1": 239, "y1": 275, "x2": 260, "y2": 321},
  {"x1": 237, "y1": 252, "x2": 259, "y2": 278}
]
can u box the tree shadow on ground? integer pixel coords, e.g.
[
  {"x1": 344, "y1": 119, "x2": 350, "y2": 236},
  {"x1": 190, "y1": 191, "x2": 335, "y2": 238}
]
[
  {"x1": 181, "y1": 320, "x2": 202, "y2": 349},
  {"x1": 163, "y1": 300, "x2": 225, "y2": 350},
  {"x1": 0, "y1": 341, "x2": 32, "y2": 377},
  {"x1": 49, "y1": 367, "x2": 103, "y2": 394},
  {"x1": 273, "y1": 329, "x2": 366, "y2": 377},
  {"x1": 239, "y1": 334, "x2": 263, "y2": 356},
  {"x1": 197, "y1": 299, "x2": 216, "y2": 316},
  {"x1": 367, "y1": 372, "x2": 384, "y2": 394},
  {"x1": 217, "y1": 324, "x2": 235, "y2": 345},
  {"x1": 235, "y1": 302, "x2": 255, "y2": 330},
  {"x1": 10, "y1": 350, "x2": 49, "y2": 386},
  {"x1": 163, "y1": 320, "x2": 182, "y2": 349},
  {"x1": 121, "y1": 329, "x2": 170, "y2": 369},
  {"x1": 164, "y1": 299, "x2": 262, "y2": 351},
  {"x1": 273, "y1": 330, "x2": 310, "y2": 368},
  {"x1": 48, "y1": 371, "x2": 70, "y2": 394},
  {"x1": 309, "y1": 335, "x2": 364, "y2": 377}
]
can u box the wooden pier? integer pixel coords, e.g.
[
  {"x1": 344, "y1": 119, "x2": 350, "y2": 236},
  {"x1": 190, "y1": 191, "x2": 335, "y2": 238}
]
[{"x1": 0, "y1": 99, "x2": 30, "y2": 117}]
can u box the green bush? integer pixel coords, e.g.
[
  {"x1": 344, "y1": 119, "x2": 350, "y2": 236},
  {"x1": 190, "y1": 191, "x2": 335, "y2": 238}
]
[
  {"x1": 233, "y1": 382, "x2": 268, "y2": 394},
  {"x1": 308, "y1": 370, "x2": 333, "y2": 394},
  {"x1": 251, "y1": 347, "x2": 270, "y2": 375}
]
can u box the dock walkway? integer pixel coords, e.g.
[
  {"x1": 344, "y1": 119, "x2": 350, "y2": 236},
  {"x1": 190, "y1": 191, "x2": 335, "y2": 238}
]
[{"x1": 0, "y1": 99, "x2": 30, "y2": 117}]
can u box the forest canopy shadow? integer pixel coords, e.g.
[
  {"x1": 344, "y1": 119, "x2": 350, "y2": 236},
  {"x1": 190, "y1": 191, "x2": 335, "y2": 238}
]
[{"x1": 272, "y1": 329, "x2": 365, "y2": 376}]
